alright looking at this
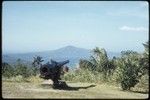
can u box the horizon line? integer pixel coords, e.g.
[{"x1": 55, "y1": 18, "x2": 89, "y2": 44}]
[{"x1": 3, "y1": 45, "x2": 144, "y2": 55}]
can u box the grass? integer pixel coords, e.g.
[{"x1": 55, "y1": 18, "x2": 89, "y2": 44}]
[
  {"x1": 2, "y1": 75, "x2": 44, "y2": 83},
  {"x1": 2, "y1": 69, "x2": 149, "y2": 99},
  {"x1": 2, "y1": 80, "x2": 148, "y2": 99}
]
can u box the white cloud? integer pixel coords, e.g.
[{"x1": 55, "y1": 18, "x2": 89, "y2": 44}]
[{"x1": 120, "y1": 26, "x2": 148, "y2": 32}]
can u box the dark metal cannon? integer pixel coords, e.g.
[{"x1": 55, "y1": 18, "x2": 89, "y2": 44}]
[
  {"x1": 32, "y1": 56, "x2": 69, "y2": 88},
  {"x1": 39, "y1": 59, "x2": 69, "y2": 88}
]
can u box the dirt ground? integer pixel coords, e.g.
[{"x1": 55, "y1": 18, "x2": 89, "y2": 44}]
[{"x1": 2, "y1": 80, "x2": 149, "y2": 99}]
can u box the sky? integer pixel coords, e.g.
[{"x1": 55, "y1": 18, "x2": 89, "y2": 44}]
[{"x1": 2, "y1": 1, "x2": 149, "y2": 54}]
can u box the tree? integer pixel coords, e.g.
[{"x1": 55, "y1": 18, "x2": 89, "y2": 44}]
[
  {"x1": 108, "y1": 57, "x2": 116, "y2": 75},
  {"x1": 32, "y1": 56, "x2": 44, "y2": 75},
  {"x1": 92, "y1": 47, "x2": 113, "y2": 78},
  {"x1": 79, "y1": 47, "x2": 115, "y2": 80},
  {"x1": 2, "y1": 62, "x2": 15, "y2": 78},
  {"x1": 14, "y1": 59, "x2": 31, "y2": 78},
  {"x1": 32, "y1": 56, "x2": 44, "y2": 66},
  {"x1": 118, "y1": 51, "x2": 141, "y2": 90},
  {"x1": 139, "y1": 41, "x2": 149, "y2": 74},
  {"x1": 79, "y1": 59, "x2": 96, "y2": 71}
]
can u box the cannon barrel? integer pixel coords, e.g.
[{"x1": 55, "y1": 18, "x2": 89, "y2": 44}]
[{"x1": 57, "y1": 60, "x2": 69, "y2": 67}]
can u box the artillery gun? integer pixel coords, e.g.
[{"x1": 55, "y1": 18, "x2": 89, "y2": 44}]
[{"x1": 33, "y1": 57, "x2": 69, "y2": 88}]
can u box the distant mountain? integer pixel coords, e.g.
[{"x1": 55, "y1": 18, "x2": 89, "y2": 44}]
[{"x1": 2, "y1": 46, "x2": 120, "y2": 68}]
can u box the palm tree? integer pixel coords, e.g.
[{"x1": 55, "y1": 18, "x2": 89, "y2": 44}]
[
  {"x1": 80, "y1": 47, "x2": 112, "y2": 79},
  {"x1": 93, "y1": 48, "x2": 109, "y2": 73},
  {"x1": 139, "y1": 41, "x2": 149, "y2": 74},
  {"x1": 143, "y1": 41, "x2": 149, "y2": 55},
  {"x1": 32, "y1": 56, "x2": 44, "y2": 75},
  {"x1": 32, "y1": 56, "x2": 44, "y2": 67}
]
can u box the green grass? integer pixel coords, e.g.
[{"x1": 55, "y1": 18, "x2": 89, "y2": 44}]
[
  {"x1": 2, "y1": 80, "x2": 148, "y2": 99},
  {"x1": 2, "y1": 70, "x2": 148, "y2": 99}
]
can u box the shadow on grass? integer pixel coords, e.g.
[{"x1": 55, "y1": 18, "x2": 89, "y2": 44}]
[
  {"x1": 56, "y1": 84, "x2": 96, "y2": 91},
  {"x1": 129, "y1": 90, "x2": 149, "y2": 94},
  {"x1": 121, "y1": 89, "x2": 149, "y2": 94},
  {"x1": 40, "y1": 82, "x2": 96, "y2": 91}
]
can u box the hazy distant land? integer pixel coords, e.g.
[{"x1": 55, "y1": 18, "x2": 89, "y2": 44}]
[{"x1": 2, "y1": 46, "x2": 120, "y2": 68}]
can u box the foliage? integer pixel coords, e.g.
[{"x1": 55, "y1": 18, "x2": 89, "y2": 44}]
[
  {"x1": 2, "y1": 62, "x2": 15, "y2": 78},
  {"x1": 14, "y1": 59, "x2": 31, "y2": 78},
  {"x1": 32, "y1": 56, "x2": 44, "y2": 75},
  {"x1": 139, "y1": 42, "x2": 149, "y2": 74},
  {"x1": 2, "y1": 42, "x2": 149, "y2": 92},
  {"x1": 78, "y1": 42, "x2": 149, "y2": 91},
  {"x1": 133, "y1": 74, "x2": 149, "y2": 93},
  {"x1": 79, "y1": 47, "x2": 116, "y2": 81},
  {"x1": 26, "y1": 75, "x2": 44, "y2": 83},
  {"x1": 32, "y1": 56, "x2": 44, "y2": 66},
  {"x1": 113, "y1": 50, "x2": 146, "y2": 90},
  {"x1": 2, "y1": 59, "x2": 33, "y2": 78},
  {"x1": 114, "y1": 42, "x2": 149, "y2": 90},
  {"x1": 62, "y1": 69, "x2": 104, "y2": 83}
]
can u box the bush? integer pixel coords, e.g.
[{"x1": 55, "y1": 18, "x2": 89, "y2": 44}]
[
  {"x1": 133, "y1": 74, "x2": 149, "y2": 93},
  {"x1": 62, "y1": 69, "x2": 105, "y2": 83},
  {"x1": 14, "y1": 64, "x2": 31, "y2": 78},
  {"x1": 2, "y1": 62, "x2": 15, "y2": 78},
  {"x1": 26, "y1": 75, "x2": 44, "y2": 83},
  {"x1": 11, "y1": 75, "x2": 24, "y2": 82},
  {"x1": 3, "y1": 75, "x2": 25, "y2": 82},
  {"x1": 116, "y1": 51, "x2": 142, "y2": 90}
]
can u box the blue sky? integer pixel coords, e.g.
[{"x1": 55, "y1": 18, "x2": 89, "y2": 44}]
[{"x1": 2, "y1": 1, "x2": 149, "y2": 54}]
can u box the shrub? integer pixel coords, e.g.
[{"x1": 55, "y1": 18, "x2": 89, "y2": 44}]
[
  {"x1": 116, "y1": 51, "x2": 142, "y2": 90},
  {"x1": 133, "y1": 74, "x2": 149, "y2": 93},
  {"x1": 62, "y1": 69, "x2": 105, "y2": 83},
  {"x1": 14, "y1": 64, "x2": 31, "y2": 78},
  {"x1": 2, "y1": 62, "x2": 15, "y2": 78},
  {"x1": 26, "y1": 75, "x2": 44, "y2": 83}
]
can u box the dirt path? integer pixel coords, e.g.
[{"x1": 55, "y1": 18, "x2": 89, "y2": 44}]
[{"x1": 2, "y1": 80, "x2": 148, "y2": 99}]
